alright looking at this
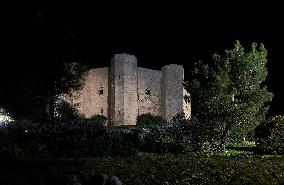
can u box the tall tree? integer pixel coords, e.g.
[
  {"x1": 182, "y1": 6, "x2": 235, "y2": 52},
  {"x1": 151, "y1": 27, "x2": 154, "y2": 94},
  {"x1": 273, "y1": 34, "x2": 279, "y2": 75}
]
[
  {"x1": 184, "y1": 41, "x2": 273, "y2": 145},
  {"x1": 0, "y1": 7, "x2": 87, "y2": 122}
]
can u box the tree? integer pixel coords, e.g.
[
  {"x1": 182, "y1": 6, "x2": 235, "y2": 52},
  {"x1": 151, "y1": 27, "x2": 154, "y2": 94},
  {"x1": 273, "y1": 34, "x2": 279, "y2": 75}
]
[
  {"x1": 0, "y1": 10, "x2": 87, "y2": 122},
  {"x1": 53, "y1": 99, "x2": 84, "y2": 123},
  {"x1": 184, "y1": 41, "x2": 273, "y2": 146},
  {"x1": 136, "y1": 113, "x2": 167, "y2": 127},
  {"x1": 0, "y1": 61, "x2": 87, "y2": 122}
]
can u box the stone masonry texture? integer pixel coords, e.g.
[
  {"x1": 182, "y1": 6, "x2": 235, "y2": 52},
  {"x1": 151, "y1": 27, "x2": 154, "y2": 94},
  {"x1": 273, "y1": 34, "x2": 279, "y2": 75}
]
[{"x1": 67, "y1": 54, "x2": 191, "y2": 126}]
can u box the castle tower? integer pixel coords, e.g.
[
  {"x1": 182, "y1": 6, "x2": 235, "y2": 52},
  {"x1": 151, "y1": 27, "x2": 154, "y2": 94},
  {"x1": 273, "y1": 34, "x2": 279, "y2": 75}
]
[
  {"x1": 109, "y1": 54, "x2": 138, "y2": 125},
  {"x1": 161, "y1": 64, "x2": 185, "y2": 120},
  {"x1": 63, "y1": 53, "x2": 191, "y2": 126}
]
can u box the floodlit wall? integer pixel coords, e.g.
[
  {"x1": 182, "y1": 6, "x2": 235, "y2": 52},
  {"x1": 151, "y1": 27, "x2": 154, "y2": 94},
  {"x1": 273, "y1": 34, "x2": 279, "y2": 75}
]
[
  {"x1": 80, "y1": 67, "x2": 109, "y2": 118},
  {"x1": 110, "y1": 54, "x2": 138, "y2": 125},
  {"x1": 66, "y1": 54, "x2": 191, "y2": 125},
  {"x1": 161, "y1": 64, "x2": 185, "y2": 120},
  {"x1": 137, "y1": 67, "x2": 162, "y2": 116}
]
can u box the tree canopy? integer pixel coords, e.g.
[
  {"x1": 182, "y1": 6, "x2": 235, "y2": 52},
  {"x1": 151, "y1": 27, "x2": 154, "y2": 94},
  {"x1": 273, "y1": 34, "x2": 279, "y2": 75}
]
[
  {"x1": 184, "y1": 41, "x2": 273, "y2": 143},
  {"x1": 0, "y1": 10, "x2": 87, "y2": 122}
]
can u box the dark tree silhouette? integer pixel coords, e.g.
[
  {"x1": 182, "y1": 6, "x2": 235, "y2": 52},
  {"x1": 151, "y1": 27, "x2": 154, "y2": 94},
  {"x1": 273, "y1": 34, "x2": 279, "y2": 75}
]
[{"x1": 0, "y1": 8, "x2": 86, "y2": 122}]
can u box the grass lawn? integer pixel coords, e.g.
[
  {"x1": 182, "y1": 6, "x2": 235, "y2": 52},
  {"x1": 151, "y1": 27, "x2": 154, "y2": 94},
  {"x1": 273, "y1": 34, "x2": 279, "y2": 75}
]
[{"x1": 0, "y1": 153, "x2": 284, "y2": 185}]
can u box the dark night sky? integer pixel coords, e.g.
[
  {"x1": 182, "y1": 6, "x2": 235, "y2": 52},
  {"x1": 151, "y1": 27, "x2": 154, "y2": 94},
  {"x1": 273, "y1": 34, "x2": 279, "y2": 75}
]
[{"x1": 8, "y1": 1, "x2": 284, "y2": 114}]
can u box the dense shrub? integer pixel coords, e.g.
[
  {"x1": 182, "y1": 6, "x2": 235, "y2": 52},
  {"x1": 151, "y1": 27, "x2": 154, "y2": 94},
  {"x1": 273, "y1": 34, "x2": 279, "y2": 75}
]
[
  {"x1": 0, "y1": 120, "x2": 111, "y2": 159},
  {"x1": 0, "y1": 121, "x2": 50, "y2": 159},
  {"x1": 169, "y1": 113, "x2": 222, "y2": 153},
  {"x1": 135, "y1": 125, "x2": 168, "y2": 153},
  {"x1": 0, "y1": 120, "x2": 141, "y2": 159},
  {"x1": 106, "y1": 126, "x2": 138, "y2": 156},
  {"x1": 135, "y1": 112, "x2": 222, "y2": 155},
  {"x1": 1, "y1": 120, "x2": 185, "y2": 158},
  {"x1": 255, "y1": 115, "x2": 284, "y2": 154},
  {"x1": 44, "y1": 120, "x2": 110, "y2": 158},
  {"x1": 1, "y1": 113, "x2": 236, "y2": 159},
  {"x1": 54, "y1": 101, "x2": 83, "y2": 122},
  {"x1": 136, "y1": 113, "x2": 167, "y2": 126},
  {"x1": 85, "y1": 114, "x2": 107, "y2": 126}
]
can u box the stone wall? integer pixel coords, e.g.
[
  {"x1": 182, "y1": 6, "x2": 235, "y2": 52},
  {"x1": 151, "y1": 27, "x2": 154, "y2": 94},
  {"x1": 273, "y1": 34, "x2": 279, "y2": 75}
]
[
  {"x1": 137, "y1": 67, "x2": 162, "y2": 116},
  {"x1": 110, "y1": 54, "x2": 138, "y2": 125},
  {"x1": 63, "y1": 54, "x2": 191, "y2": 125},
  {"x1": 80, "y1": 68, "x2": 109, "y2": 118},
  {"x1": 110, "y1": 56, "x2": 124, "y2": 125},
  {"x1": 121, "y1": 55, "x2": 138, "y2": 125},
  {"x1": 161, "y1": 64, "x2": 185, "y2": 120}
]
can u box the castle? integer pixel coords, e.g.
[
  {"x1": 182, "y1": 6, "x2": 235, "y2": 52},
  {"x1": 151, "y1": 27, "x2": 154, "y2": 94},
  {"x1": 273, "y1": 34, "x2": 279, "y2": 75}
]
[{"x1": 65, "y1": 54, "x2": 191, "y2": 126}]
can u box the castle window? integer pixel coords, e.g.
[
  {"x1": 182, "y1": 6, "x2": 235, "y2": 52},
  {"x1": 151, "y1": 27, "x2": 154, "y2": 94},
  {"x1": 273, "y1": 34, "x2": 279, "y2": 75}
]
[
  {"x1": 98, "y1": 87, "x2": 103, "y2": 95},
  {"x1": 101, "y1": 108, "x2": 103, "y2": 114},
  {"x1": 118, "y1": 75, "x2": 121, "y2": 79},
  {"x1": 145, "y1": 88, "x2": 151, "y2": 95}
]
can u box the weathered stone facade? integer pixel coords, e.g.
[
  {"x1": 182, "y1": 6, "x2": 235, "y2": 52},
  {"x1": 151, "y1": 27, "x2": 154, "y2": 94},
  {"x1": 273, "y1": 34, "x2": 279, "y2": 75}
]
[{"x1": 69, "y1": 54, "x2": 191, "y2": 126}]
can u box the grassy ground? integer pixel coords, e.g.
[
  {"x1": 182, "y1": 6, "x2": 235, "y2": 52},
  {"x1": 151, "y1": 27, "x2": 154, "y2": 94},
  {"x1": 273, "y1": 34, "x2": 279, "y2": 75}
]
[
  {"x1": 78, "y1": 154, "x2": 284, "y2": 185},
  {"x1": 0, "y1": 153, "x2": 284, "y2": 185}
]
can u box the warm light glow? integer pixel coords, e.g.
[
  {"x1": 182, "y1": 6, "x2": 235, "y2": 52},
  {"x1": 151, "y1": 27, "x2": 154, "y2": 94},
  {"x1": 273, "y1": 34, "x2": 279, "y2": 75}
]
[{"x1": 0, "y1": 108, "x2": 13, "y2": 125}]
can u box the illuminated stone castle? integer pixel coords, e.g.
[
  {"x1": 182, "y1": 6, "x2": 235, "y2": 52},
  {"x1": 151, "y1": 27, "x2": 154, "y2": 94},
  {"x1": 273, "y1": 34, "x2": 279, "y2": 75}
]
[{"x1": 68, "y1": 54, "x2": 190, "y2": 126}]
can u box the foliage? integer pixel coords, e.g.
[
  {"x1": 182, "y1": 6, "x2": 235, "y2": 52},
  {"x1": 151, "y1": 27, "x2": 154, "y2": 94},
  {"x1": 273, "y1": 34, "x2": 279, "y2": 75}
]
[
  {"x1": 0, "y1": 120, "x2": 106, "y2": 159},
  {"x1": 1, "y1": 154, "x2": 283, "y2": 185},
  {"x1": 0, "y1": 121, "x2": 48, "y2": 159},
  {"x1": 0, "y1": 114, "x2": 231, "y2": 159},
  {"x1": 136, "y1": 113, "x2": 167, "y2": 126},
  {"x1": 77, "y1": 155, "x2": 284, "y2": 185},
  {"x1": 54, "y1": 100, "x2": 83, "y2": 123},
  {"x1": 0, "y1": 118, "x2": 187, "y2": 159},
  {"x1": 135, "y1": 124, "x2": 177, "y2": 154},
  {"x1": 0, "y1": 120, "x2": 139, "y2": 158},
  {"x1": 184, "y1": 41, "x2": 273, "y2": 147},
  {"x1": 0, "y1": 12, "x2": 89, "y2": 122},
  {"x1": 107, "y1": 126, "x2": 138, "y2": 156},
  {"x1": 255, "y1": 115, "x2": 284, "y2": 154},
  {"x1": 86, "y1": 114, "x2": 108, "y2": 126},
  {"x1": 55, "y1": 62, "x2": 87, "y2": 95},
  {"x1": 169, "y1": 113, "x2": 222, "y2": 153},
  {"x1": 222, "y1": 148, "x2": 254, "y2": 157},
  {"x1": 0, "y1": 61, "x2": 87, "y2": 122},
  {"x1": 135, "y1": 113, "x2": 192, "y2": 154},
  {"x1": 3, "y1": 114, "x2": 278, "y2": 160}
]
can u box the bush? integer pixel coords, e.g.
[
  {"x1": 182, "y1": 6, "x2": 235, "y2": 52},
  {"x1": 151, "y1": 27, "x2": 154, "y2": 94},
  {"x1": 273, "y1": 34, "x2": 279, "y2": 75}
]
[
  {"x1": 54, "y1": 101, "x2": 83, "y2": 122},
  {"x1": 0, "y1": 120, "x2": 140, "y2": 159},
  {"x1": 0, "y1": 120, "x2": 111, "y2": 159},
  {"x1": 135, "y1": 124, "x2": 168, "y2": 154},
  {"x1": 255, "y1": 115, "x2": 284, "y2": 154},
  {"x1": 1, "y1": 113, "x2": 234, "y2": 159},
  {"x1": 136, "y1": 113, "x2": 167, "y2": 127},
  {"x1": 169, "y1": 113, "x2": 220, "y2": 153},
  {"x1": 0, "y1": 121, "x2": 50, "y2": 159},
  {"x1": 106, "y1": 126, "x2": 138, "y2": 156},
  {"x1": 47, "y1": 120, "x2": 109, "y2": 158},
  {"x1": 84, "y1": 114, "x2": 107, "y2": 126}
]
